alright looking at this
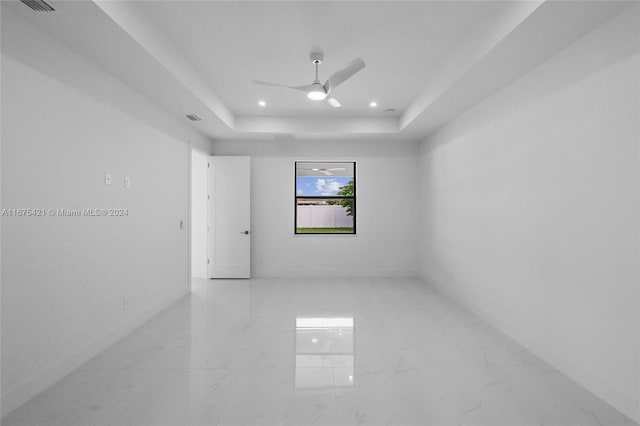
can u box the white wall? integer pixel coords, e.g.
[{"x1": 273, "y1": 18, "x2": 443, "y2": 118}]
[
  {"x1": 418, "y1": 5, "x2": 639, "y2": 422},
  {"x1": 1, "y1": 7, "x2": 213, "y2": 417},
  {"x1": 212, "y1": 140, "x2": 420, "y2": 277},
  {"x1": 191, "y1": 149, "x2": 208, "y2": 278}
]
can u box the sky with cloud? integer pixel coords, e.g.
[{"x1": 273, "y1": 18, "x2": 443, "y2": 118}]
[{"x1": 296, "y1": 177, "x2": 350, "y2": 196}]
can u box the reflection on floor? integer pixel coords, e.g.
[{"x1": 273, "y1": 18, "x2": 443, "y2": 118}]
[
  {"x1": 2, "y1": 277, "x2": 636, "y2": 426},
  {"x1": 295, "y1": 316, "x2": 355, "y2": 391}
]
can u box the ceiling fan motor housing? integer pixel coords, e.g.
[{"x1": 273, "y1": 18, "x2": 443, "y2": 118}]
[{"x1": 310, "y1": 51, "x2": 324, "y2": 65}]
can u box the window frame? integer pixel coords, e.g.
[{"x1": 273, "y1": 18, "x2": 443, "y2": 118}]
[{"x1": 294, "y1": 161, "x2": 357, "y2": 235}]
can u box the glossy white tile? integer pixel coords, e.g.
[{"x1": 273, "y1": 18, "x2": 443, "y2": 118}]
[
  {"x1": 218, "y1": 367, "x2": 339, "y2": 426},
  {"x1": 2, "y1": 278, "x2": 636, "y2": 426}
]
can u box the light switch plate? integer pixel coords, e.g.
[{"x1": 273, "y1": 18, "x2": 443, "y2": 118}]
[
  {"x1": 105, "y1": 173, "x2": 112, "y2": 185},
  {"x1": 124, "y1": 176, "x2": 131, "y2": 189}
]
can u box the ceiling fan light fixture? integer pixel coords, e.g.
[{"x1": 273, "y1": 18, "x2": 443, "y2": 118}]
[{"x1": 307, "y1": 86, "x2": 327, "y2": 101}]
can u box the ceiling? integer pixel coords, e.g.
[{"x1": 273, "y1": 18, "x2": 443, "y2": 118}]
[
  {"x1": 135, "y1": 1, "x2": 502, "y2": 117},
  {"x1": 5, "y1": 0, "x2": 634, "y2": 143}
]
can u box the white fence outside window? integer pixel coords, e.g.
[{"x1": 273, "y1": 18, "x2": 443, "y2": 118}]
[{"x1": 297, "y1": 205, "x2": 352, "y2": 228}]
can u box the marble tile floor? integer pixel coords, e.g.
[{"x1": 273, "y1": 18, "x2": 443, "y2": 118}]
[{"x1": 2, "y1": 277, "x2": 636, "y2": 426}]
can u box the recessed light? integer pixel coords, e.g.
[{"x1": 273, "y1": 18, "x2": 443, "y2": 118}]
[
  {"x1": 258, "y1": 100, "x2": 266, "y2": 107},
  {"x1": 369, "y1": 101, "x2": 378, "y2": 108}
]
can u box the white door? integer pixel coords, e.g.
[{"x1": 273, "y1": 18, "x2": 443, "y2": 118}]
[{"x1": 207, "y1": 156, "x2": 251, "y2": 278}]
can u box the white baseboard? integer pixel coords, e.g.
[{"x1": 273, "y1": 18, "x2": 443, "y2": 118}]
[
  {"x1": 1, "y1": 288, "x2": 188, "y2": 419},
  {"x1": 421, "y1": 273, "x2": 640, "y2": 424},
  {"x1": 254, "y1": 268, "x2": 420, "y2": 278}
]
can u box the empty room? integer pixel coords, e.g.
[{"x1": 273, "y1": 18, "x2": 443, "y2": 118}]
[{"x1": 1, "y1": 1, "x2": 638, "y2": 425}]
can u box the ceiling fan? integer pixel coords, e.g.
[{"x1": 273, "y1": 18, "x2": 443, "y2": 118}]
[
  {"x1": 253, "y1": 51, "x2": 365, "y2": 108},
  {"x1": 299, "y1": 167, "x2": 347, "y2": 176}
]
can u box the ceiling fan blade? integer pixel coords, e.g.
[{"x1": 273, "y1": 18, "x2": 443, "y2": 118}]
[
  {"x1": 324, "y1": 58, "x2": 365, "y2": 92},
  {"x1": 253, "y1": 80, "x2": 314, "y2": 92},
  {"x1": 326, "y1": 168, "x2": 347, "y2": 171},
  {"x1": 326, "y1": 97, "x2": 342, "y2": 108}
]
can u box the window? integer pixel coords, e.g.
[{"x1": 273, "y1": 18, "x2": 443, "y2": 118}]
[{"x1": 295, "y1": 161, "x2": 356, "y2": 234}]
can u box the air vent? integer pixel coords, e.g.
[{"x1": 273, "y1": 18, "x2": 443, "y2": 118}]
[
  {"x1": 20, "y1": 0, "x2": 55, "y2": 12},
  {"x1": 186, "y1": 114, "x2": 202, "y2": 122}
]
